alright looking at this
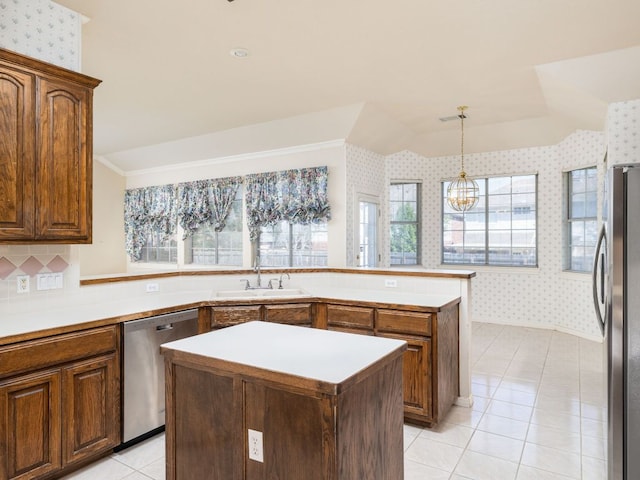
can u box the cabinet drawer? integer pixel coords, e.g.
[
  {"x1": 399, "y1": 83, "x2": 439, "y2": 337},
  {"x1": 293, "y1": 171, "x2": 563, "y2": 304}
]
[
  {"x1": 328, "y1": 325, "x2": 374, "y2": 336},
  {"x1": 326, "y1": 304, "x2": 374, "y2": 329},
  {"x1": 264, "y1": 304, "x2": 312, "y2": 326},
  {"x1": 377, "y1": 310, "x2": 432, "y2": 337},
  {"x1": 0, "y1": 325, "x2": 118, "y2": 380},
  {"x1": 211, "y1": 306, "x2": 262, "y2": 327}
]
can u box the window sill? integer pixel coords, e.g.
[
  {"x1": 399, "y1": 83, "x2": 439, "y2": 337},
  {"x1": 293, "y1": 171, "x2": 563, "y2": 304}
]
[
  {"x1": 561, "y1": 270, "x2": 592, "y2": 281},
  {"x1": 438, "y1": 264, "x2": 540, "y2": 275}
]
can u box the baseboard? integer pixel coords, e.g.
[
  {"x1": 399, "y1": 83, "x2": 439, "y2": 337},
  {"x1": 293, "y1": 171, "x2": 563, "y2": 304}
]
[{"x1": 472, "y1": 318, "x2": 604, "y2": 343}]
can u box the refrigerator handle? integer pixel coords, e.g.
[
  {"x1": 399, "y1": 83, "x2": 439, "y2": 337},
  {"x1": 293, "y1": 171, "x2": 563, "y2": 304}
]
[{"x1": 592, "y1": 224, "x2": 606, "y2": 336}]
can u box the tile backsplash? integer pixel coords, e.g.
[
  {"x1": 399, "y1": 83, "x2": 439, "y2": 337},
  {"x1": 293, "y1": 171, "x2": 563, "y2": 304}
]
[{"x1": 0, "y1": 245, "x2": 79, "y2": 304}]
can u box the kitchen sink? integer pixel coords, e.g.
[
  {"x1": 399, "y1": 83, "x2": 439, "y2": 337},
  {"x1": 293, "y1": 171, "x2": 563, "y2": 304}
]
[
  {"x1": 261, "y1": 288, "x2": 309, "y2": 297},
  {"x1": 213, "y1": 288, "x2": 310, "y2": 299}
]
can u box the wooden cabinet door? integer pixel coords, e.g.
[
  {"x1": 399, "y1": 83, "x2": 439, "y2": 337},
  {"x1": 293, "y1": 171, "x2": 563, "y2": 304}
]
[
  {"x1": 379, "y1": 333, "x2": 432, "y2": 421},
  {"x1": 62, "y1": 353, "x2": 119, "y2": 465},
  {"x1": 36, "y1": 76, "x2": 92, "y2": 242},
  {"x1": 326, "y1": 304, "x2": 375, "y2": 335},
  {"x1": 0, "y1": 66, "x2": 35, "y2": 240},
  {"x1": 0, "y1": 370, "x2": 61, "y2": 480},
  {"x1": 263, "y1": 303, "x2": 313, "y2": 326},
  {"x1": 210, "y1": 305, "x2": 262, "y2": 329}
]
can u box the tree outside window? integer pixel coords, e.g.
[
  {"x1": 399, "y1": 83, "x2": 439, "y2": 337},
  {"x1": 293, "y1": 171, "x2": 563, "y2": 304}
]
[
  {"x1": 390, "y1": 183, "x2": 421, "y2": 265},
  {"x1": 565, "y1": 167, "x2": 598, "y2": 272}
]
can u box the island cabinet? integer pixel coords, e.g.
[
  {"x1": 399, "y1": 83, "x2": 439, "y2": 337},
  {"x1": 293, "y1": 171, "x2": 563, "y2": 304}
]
[
  {"x1": 0, "y1": 325, "x2": 120, "y2": 480},
  {"x1": 0, "y1": 48, "x2": 101, "y2": 243},
  {"x1": 161, "y1": 321, "x2": 407, "y2": 480}
]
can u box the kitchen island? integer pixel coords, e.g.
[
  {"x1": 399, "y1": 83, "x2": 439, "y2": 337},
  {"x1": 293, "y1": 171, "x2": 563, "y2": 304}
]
[{"x1": 160, "y1": 321, "x2": 407, "y2": 480}]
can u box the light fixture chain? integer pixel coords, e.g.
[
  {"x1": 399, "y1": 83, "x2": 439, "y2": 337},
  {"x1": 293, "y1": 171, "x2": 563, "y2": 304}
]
[
  {"x1": 458, "y1": 105, "x2": 467, "y2": 173},
  {"x1": 460, "y1": 111, "x2": 464, "y2": 171}
]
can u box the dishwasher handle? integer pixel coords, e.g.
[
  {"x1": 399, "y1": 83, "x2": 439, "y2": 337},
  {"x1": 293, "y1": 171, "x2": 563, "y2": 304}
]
[{"x1": 156, "y1": 323, "x2": 174, "y2": 331}]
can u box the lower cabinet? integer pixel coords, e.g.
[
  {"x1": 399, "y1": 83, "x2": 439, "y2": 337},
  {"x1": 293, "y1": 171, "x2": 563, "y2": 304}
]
[
  {"x1": 0, "y1": 370, "x2": 62, "y2": 480},
  {"x1": 376, "y1": 307, "x2": 459, "y2": 426},
  {"x1": 378, "y1": 332, "x2": 432, "y2": 421},
  {"x1": 324, "y1": 304, "x2": 375, "y2": 335},
  {"x1": 201, "y1": 299, "x2": 460, "y2": 427},
  {"x1": 203, "y1": 302, "x2": 314, "y2": 331},
  {"x1": 263, "y1": 303, "x2": 313, "y2": 326},
  {"x1": 62, "y1": 354, "x2": 119, "y2": 465},
  {"x1": 0, "y1": 326, "x2": 120, "y2": 480}
]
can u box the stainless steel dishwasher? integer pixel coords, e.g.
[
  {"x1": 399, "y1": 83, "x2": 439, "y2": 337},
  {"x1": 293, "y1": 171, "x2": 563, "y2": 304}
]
[{"x1": 121, "y1": 309, "x2": 198, "y2": 446}]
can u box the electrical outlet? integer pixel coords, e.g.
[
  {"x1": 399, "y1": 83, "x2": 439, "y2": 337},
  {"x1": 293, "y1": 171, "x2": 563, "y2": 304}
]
[
  {"x1": 17, "y1": 275, "x2": 29, "y2": 294},
  {"x1": 248, "y1": 429, "x2": 264, "y2": 463},
  {"x1": 146, "y1": 282, "x2": 159, "y2": 292},
  {"x1": 384, "y1": 278, "x2": 397, "y2": 288}
]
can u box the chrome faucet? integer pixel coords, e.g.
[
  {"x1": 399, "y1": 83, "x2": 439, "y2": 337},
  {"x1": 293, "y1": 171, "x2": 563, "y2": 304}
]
[
  {"x1": 277, "y1": 272, "x2": 290, "y2": 289},
  {"x1": 254, "y1": 256, "x2": 262, "y2": 288}
]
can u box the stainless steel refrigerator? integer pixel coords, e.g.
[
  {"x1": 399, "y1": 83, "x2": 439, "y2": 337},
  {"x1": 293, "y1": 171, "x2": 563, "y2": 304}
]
[{"x1": 593, "y1": 164, "x2": 640, "y2": 480}]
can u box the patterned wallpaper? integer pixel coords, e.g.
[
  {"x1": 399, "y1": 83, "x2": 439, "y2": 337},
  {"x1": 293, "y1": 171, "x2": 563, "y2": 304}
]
[
  {"x1": 345, "y1": 144, "x2": 386, "y2": 266},
  {"x1": 607, "y1": 99, "x2": 640, "y2": 166},
  {"x1": 0, "y1": 0, "x2": 81, "y2": 71},
  {"x1": 379, "y1": 130, "x2": 605, "y2": 339}
]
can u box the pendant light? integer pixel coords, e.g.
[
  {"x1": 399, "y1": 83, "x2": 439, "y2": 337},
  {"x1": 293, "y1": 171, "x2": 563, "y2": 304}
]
[{"x1": 446, "y1": 106, "x2": 479, "y2": 212}]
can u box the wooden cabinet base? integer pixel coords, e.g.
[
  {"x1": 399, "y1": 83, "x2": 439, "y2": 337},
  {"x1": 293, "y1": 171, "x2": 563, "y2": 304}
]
[
  {"x1": 0, "y1": 326, "x2": 120, "y2": 480},
  {"x1": 163, "y1": 322, "x2": 405, "y2": 480}
]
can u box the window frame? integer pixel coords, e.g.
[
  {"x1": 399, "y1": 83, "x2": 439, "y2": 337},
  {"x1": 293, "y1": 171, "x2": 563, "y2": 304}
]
[
  {"x1": 389, "y1": 182, "x2": 422, "y2": 266},
  {"x1": 184, "y1": 187, "x2": 244, "y2": 267},
  {"x1": 564, "y1": 166, "x2": 598, "y2": 273},
  {"x1": 441, "y1": 173, "x2": 538, "y2": 267},
  {"x1": 137, "y1": 231, "x2": 178, "y2": 264},
  {"x1": 257, "y1": 221, "x2": 329, "y2": 268}
]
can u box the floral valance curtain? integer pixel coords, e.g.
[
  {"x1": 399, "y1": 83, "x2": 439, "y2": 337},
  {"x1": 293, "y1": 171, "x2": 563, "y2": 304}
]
[
  {"x1": 245, "y1": 166, "x2": 331, "y2": 240},
  {"x1": 177, "y1": 176, "x2": 242, "y2": 239},
  {"x1": 124, "y1": 184, "x2": 177, "y2": 261}
]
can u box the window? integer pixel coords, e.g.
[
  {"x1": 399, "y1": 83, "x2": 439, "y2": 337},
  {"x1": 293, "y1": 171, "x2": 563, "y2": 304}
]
[
  {"x1": 258, "y1": 221, "x2": 328, "y2": 267},
  {"x1": 442, "y1": 174, "x2": 537, "y2": 267},
  {"x1": 186, "y1": 188, "x2": 243, "y2": 266},
  {"x1": 138, "y1": 231, "x2": 178, "y2": 263},
  {"x1": 390, "y1": 183, "x2": 421, "y2": 265},
  {"x1": 565, "y1": 167, "x2": 598, "y2": 272},
  {"x1": 358, "y1": 197, "x2": 379, "y2": 267}
]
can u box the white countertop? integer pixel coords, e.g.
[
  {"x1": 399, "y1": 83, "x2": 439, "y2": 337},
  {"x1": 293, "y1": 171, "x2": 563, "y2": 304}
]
[
  {"x1": 0, "y1": 291, "x2": 208, "y2": 341},
  {"x1": 0, "y1": 284, "x2": 460, "y2": 342},
  {"x1": 161, "y1": 321, "x2": 406, "y2": 384}
]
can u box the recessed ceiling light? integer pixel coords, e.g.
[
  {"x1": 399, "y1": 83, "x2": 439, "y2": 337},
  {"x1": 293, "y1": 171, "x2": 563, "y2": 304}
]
[{"x1": 230, "y1": 48, "x2": 250, "y2": 58}]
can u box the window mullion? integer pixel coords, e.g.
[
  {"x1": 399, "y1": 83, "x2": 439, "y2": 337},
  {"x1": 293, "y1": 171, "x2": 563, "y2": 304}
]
[
  {"x1": 484, "y1": 179, "x2": 489, "y2": 265},
  {"x1": 289, "y1": 223, "x2": 294, "y2": 267}
]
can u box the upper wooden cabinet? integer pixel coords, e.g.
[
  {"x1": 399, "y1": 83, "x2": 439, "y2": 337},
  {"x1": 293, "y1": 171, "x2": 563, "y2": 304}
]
[{"x1": 0, "y1": 48, "x2": 101, "y2": 243}]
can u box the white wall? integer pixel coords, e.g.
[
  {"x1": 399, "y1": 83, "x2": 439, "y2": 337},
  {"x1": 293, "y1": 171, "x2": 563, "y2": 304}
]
[
  {"x1": 77, "y1": 159, "x2": 127, "y2": 275},
  {"x1": 381, "y1": 130, "x2": 605, "y2": 339}
]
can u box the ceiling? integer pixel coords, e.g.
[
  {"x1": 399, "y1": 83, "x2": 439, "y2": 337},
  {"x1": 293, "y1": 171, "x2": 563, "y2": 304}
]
[{"x1": 55, "y1": 0, "x2": 640, "y2": 172}]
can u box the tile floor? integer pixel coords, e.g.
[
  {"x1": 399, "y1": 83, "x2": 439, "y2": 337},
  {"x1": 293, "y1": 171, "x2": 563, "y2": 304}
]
[{"x1": 61, "y1": 322, "x2": 607, "y2": 480}]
